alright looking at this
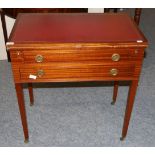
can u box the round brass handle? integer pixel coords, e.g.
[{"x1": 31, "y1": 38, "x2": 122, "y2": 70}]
[
  {"x1": 110, "y1": 68, "x2": 118, "y2": 76},
  {"x1": 35, "y1": 55, "x2": 44, "y2": 63},
  {"x1": 111, "y1": 53, "x2": 120, "y2": 61},
  {"x1": 37, "y1": 70, "x2": 44, "y2": 77}
]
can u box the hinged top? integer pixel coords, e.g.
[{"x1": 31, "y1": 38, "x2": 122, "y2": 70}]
[{"x1": 8, "y1": 13, "x2": 147, "y2": 47}]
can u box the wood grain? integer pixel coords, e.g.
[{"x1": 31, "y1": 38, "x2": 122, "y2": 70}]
[
  {"x1": 121, "y1": 80, "x2": 139, "y2": 140},
  {"x1": 10, "y1": 49, "x2": 144, "y2": 63},
  {"x1": 15, "y1": 83, "x2": 29, "y2": 141}
]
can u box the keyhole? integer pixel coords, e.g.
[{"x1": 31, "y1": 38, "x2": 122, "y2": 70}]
[
  {"x1": 135, "y1": 50, "x2": 138, "y2": 54},
  {"x1": 17, "y1": 51, "x2": 20, "y2": 56}
]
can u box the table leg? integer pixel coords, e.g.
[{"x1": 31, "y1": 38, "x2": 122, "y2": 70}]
[
  {"x1": 15, "y1": 83, "x2": 29, "y2": 143},
  {"x1": 120, "y1": 80, "x2": 138, "y2": 140},
  {"x1": 111, "y1": 81, "x2": 119, "y2": 105},
  {"x1": 134, "y1": 8, "x2": 142, "y2": 25},
  {"x1": 28, "y1": 83, "x2": 34, "y2": 106}
]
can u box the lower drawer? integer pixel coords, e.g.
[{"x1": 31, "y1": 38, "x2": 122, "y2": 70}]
[{"x1": 19, "y1": 63, "x2": 135, "y2": 81}]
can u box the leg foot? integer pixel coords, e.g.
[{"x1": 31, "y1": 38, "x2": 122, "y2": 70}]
[
  {"x1": 24, "y1": 138, "x2": 29, "y2": 143},
  {"x1": 30, "y1": 102, "x2": 34, "y2": 106},
  {"x1": 111, "y1": 101, "x2": 115, "y2": 105},
  {"x1": 120, "y1": 136, "x2": 126, "y2": 141}
]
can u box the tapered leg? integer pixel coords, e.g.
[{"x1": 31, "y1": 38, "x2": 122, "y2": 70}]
[
  {"x1": 120, "y1": 80, "x2": 138, "y2": 140},
  {"x1": 28, "y1": 83, "x2": 34, "y2": 106},
  {"x1": 15, "y1": 83, "x2": 29, "y2": 143},
  {"x1": 111, "y1": 81, "x2": 119, "y2": 105},
  {"x1": 134, "y1": 8, "x2": 142, "y2": 25}
]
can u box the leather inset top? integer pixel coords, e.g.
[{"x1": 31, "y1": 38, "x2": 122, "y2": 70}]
[{"x1": 9, "y1": 13, "x2": 146, "y2": 43}]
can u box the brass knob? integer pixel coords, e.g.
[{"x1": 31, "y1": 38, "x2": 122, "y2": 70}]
[
  {"x1": 37, "y1": 70, "x2": 44, "y2": 77},
  {"x1": 35, "y1": 55, "x2": 44, "y2": 63},
  {"x1": 110, "y1": 68, "x2": 118, "y2": 76},
  {"x1": 112, "y1": 53, "x2": 120, "y2": 61}
]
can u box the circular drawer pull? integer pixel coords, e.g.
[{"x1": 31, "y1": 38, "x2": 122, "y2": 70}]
[
  {"x1": 110, "y1": 68, "x2": 118, "y2": 76},
  {"x1": 112, "y1": 53, "x2": 120, "y2": 61},
  {"x1": 37, "y1": 70, "x2": 44, "y2": 77},
  {"x1": 35, "y1": 55, "x2": 44, "y2": 63}
]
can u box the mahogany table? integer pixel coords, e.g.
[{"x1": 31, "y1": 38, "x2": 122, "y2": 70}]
[{"x1": 6, "y1": 13, "x2": 148, "y2": 142}]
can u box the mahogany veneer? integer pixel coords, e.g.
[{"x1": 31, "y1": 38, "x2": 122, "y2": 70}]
[{"x1": 7, "y1": 13, "x2": 148, "y2": 142}]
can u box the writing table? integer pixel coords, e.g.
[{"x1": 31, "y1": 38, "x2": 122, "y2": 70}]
[{"x1": 7, "y1": 13, "x2": 148, "y2": 142}]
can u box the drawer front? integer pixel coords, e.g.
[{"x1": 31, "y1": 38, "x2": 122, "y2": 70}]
[
  {"x1": 10, "y1": 49, "x2": 142, "y2": 63},
  {"x1": 19, "y1": 63, "x2": 135, "y2": 81}
]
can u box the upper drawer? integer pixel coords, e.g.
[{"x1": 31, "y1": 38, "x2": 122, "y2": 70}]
[{"x1": 10, "y1": 49, "x2": 143, "y2": 63}]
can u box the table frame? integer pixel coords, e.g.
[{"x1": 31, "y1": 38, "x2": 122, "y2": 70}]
[{"x1": 7, "y1": 13, "x2": 147, "y2": 142}]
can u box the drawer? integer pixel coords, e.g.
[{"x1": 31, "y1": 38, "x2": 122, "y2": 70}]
[
  {"x1": 19, "y1": 62, "x2": 136, "y2": 81},
  {"x1": 10, "y1": 49, "x2": 142, "y2": 63}
]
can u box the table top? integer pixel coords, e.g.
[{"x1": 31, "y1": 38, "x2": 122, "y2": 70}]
[{"x1": 9, "y1": 13, "x2": 147, "y2": 44}]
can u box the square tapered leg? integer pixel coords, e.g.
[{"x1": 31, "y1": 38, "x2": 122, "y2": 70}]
[
  {"x1": 15, "y1": 83, "x2": 29, "y2": 142},
  {"x1": 120, "y1": 80, "x2": 138, "y2": 140},
  {"x1": 28, "y1": 83, "x2": 34, "y2": 106},
  {"x1": 111, "y1": 81, "x2": 119, "y2": 105}
]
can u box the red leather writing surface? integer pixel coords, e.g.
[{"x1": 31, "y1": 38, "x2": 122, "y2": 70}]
[{"x1": 10, "y1": 13, "x2": 145, "y2": 43}]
